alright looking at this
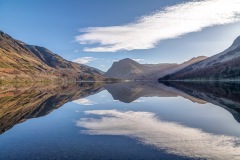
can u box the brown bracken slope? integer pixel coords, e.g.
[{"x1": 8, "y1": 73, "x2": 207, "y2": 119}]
[{"x1": 0, "y1": 30, "x2": 104, "y2": 83}]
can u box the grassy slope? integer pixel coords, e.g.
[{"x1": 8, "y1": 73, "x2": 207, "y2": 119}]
[{"x1": 0, "y1": 30, "x2": 104, "y2": 83}]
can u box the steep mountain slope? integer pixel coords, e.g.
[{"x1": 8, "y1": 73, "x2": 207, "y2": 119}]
[
  {"x1": 160, "y1": 36, "x2": 240, "y2": 80},
  {"x1": 104, "y1": 57, "x2": 207, "y2": 80},
  {"x1": 0, "y1": 30, "x2": 103, "y2": 82}
]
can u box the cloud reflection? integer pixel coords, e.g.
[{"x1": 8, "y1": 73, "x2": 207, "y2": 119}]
[
  {"x1": 77, "y1": 110, "x2": 240, "y2": 160},
  {"x1": 72, "y1": 98, "x2": 96, "y2": 105},
  {"x1": 132, "y1": 99, "x2": 145, "y2": 103}
]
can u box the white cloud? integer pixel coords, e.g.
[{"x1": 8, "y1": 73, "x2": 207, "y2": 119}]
[
  {"x1": 77, "y1": 110, "x2": 240, "y2": 160},
  {"x1": 132, "y1": 59, "x2": 144, "y2": 62},
  {"x1": 75, "y1": 0, "x2": 240, "y2": 52},
  {"x1": 72, "y1": 98, "x2": 96, "y2": 105},
  {"x1": 72, "y1": 57, "x2": 95, "y2": 64},
  {"x1": 74, "y1": 49, "x2": 79, "y2": 53}
]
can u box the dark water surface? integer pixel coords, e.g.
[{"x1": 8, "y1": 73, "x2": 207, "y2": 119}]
[{"x1": 0, "y1": 82, "x2": 240, "y2": 160}]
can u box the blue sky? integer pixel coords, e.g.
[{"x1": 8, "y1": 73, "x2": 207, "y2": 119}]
[{"x1": 1, "y1": 0, "x2": 240, "y2": 71}]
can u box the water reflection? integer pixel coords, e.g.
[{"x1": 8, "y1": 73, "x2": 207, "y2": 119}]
[
  {"x1": 1, "y1": 81, "x2": 240, "y2": 134},
  {"x1": 104, "y1": 82, "x2": 207, "y2": 104},
  {"x1": 77, "y1": 109, "x2": 240, "y2": 160},
  {"x1": 104, "y1": 82, "x2": 240, "y2": 123},
  {"x1": 0, "y1": 82, "x2": 103, "y2": 134},
  {"x1": 162, "y1": 81, "x2": 240, "y2": 123},
  {"x1": 73, "y1": 98, "x2": 97, "y2": 105},
  {"x1": 0, "y1": 81, "x2": 240, "y2": 160}
]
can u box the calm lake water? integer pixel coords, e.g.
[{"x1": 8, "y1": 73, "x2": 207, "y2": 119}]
[{"x1": 0, "y1": 82, "x2": 240, "y2": 160}]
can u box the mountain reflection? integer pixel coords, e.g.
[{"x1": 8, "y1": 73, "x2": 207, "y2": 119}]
[
  {"x1": 0, "y1": 82, "x2": 103, "y2": 134},
  {"x1": 104, "y1": 82, "x2": 206, "y2": 104},
  {"x1": 1, "y1": 81, "x2": 240, "y2": 136},
  {"x1": 77, "y1": 110, "x2": 240, "y2": 160},
  {"x1": 104, "y1": 81, "x2": 240, "y2": 123},
  {"x1": 162, "y1": 81, "x2": 240, "y2": 123}
]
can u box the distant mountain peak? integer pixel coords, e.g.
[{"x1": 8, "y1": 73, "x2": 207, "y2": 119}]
[
  {"x1": 187, "y1": 56, "x2": 208, "y2": 62},
  {"x1": 111, "y1": 58, "x2": 141, "y2": 68},
  {"x1": 121, "y1": 58, "x2": 132, "y2": 61},
  {"x1": 181, "y1": 56, "x2": 207, "y2": 65},
  {"x1": 105, "y1": 57, "x2": 206, "y2": 80},
  {"x1": 116, "y1": 58, "x2": 138, "y2": 63},
  {"x1": 190, "y1": 56, "x2": 208, "y2": 60}
]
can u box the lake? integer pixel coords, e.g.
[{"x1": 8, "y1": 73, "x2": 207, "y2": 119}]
[{"x1": 0, "y1": 82, "x2": 240, "y2": 160}]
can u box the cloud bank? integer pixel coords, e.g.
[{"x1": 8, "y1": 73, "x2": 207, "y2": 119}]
[
  {"x1": 72, "y1": 98, "x2": 96, "y2": 105},
  {"x1": 75, "y1": 0, "x2": 240, "y2": 52},
  {"x1": 77, "y1": 110, "x2": 240, "y2": 160},
  {"x1": 72, "y1": 57, "x2": 95, "y2": 64}
]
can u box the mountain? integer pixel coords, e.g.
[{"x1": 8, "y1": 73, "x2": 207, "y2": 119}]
[
  {"x1": 104, "y1": 57, "x2": 207, "y2": 80},
  {"x1": 0, "y1": 30, "x2": 104, "y2": 83},
  {"x1": 160, "y1": 36, "x2": 240, "y2": 80}
]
